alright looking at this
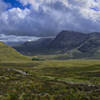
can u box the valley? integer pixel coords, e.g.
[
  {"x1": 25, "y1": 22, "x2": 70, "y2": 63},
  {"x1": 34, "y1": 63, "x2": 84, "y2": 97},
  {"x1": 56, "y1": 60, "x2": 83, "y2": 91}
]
[
  {"x1": 1, "y1": 0, "x2": 100, "y2": 99},
  {"x1": 0, "y1": 60, "x2": 100, "y2": 100},
  {"x1": 0, "y1": 31, "x2": 100, "y2": 100}
]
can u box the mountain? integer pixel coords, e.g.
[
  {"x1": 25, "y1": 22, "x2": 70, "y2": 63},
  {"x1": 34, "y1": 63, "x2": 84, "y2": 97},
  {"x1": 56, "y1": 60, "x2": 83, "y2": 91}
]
[
  {"x1": 53, "y1": 32, "x2": 100, "y2": 59},
  {"x1": 0, "y1": 42, "x2": 29, "y2": 61},
  {"x1": 14, "y1": 31, "x2": 88, "y2": 55},
  {"x1": 77, "y1": 32, "x2": 100, "y2": 58},
  {"x1": 48, "y1": 31, "x2": 89, "y2": 50},
  {"x1": 14, "y1": 37, "x2": 54, "y2": 55},
  {"x1": 14, "y1": 31, "x2": 100, "y2": 59}
]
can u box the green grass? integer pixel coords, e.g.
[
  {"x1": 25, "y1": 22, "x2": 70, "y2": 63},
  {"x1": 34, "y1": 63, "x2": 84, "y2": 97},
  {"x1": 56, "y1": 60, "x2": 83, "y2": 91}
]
[
  {"x1": 1, "y1": 59, "x2": 100, "y2": 99},
  {"x1": 0, "y1": 42, "x2": 30, "y2": 62},
  {"x1": 1, "y1": 42, "x2": 100, "y2": 99},
  {"x1": 37, "y1": 48, "x2": 100, "y2": 60}
]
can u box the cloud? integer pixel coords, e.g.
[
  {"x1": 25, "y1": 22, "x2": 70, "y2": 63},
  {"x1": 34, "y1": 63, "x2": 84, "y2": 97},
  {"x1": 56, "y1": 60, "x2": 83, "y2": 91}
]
[
  {"x1": 18, "y1": 0, "x2": 100, "y2": 21},
  {"x1": 0, "y1": 34, "x2": 39, "y2": 44},
  {"x1": 0, "y1": 0, "x2": 8, "y2": 13},
  {"x1": 1, "y1": 0, "x2": 100, "y2": 36},
  {"x1": 0, "y1": 7, "x2": 30, "y2": 34}
]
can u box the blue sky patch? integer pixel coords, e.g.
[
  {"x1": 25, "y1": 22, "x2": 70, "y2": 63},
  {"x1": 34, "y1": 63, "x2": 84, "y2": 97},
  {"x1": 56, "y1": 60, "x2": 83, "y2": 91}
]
[
  {"x1": 4, "y1": 0, "x2": 30, "y2": 9},
  {"x1": 94, "y1": 0, "x2": 97, "y2": 2},
  {"x1": 91, "y1": 7, "x2": 100, "y2": 11}
]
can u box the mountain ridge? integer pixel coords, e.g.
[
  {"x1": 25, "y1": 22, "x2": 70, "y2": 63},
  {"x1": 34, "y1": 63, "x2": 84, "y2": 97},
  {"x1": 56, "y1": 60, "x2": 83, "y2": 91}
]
[{"x1": 14, "y1": 30, "x2": 100, "y2": 59}]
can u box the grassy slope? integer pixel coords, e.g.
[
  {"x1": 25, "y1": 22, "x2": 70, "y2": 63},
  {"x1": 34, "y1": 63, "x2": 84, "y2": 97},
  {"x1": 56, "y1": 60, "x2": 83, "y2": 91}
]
[
  {"x1": 40, "y1": 48, "x2": 100, "y2": 60},
  {"x1": 0, "y1": 42, "x2": 30, "y2": 62},
  {"x1": 0, "y1": 60, "x2": 100, "y2": 99}
]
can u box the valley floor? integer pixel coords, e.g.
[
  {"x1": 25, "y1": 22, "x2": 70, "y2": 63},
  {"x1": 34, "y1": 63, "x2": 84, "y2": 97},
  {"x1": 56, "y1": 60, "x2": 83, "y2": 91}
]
[{"x1": 0, "y1": 60, "x2": 100, "y2": 100}]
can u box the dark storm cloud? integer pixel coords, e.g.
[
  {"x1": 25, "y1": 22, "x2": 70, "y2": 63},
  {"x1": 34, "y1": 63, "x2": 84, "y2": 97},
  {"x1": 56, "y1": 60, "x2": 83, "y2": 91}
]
[{"x1": 0, "y1": 0, "x2": 100, "y2": 36}]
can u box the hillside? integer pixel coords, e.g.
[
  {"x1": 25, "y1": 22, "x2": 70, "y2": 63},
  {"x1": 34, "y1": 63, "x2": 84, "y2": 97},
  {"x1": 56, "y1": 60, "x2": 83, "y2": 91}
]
[
  {"x1": 48, "y1": 31, "x2": 88, "y2": 50},
  {"x1": 14, "y1": 31, "x2": 100, "y2": 59},
  {"x1": 0, "y1": 42, "x2": 29, "y2": 61},
  {"x1": 52, "y1": 32, "x2": 100, "y2": 59},
  {"x1": 14, "y1": 37, "x2": 54, "y2": 55}
]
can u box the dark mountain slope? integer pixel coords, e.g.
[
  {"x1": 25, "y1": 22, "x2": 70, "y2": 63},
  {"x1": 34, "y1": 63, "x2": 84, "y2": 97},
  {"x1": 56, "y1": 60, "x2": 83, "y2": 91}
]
[
  {"x1": 14, "y1": 31, "x2": 89, "y2": 55},
  {"x1": 55, "y1": 32, "x2": 100, "y2": 59},
  {"x1": 14, "y1": 31, "x2": 100, "y2": 59},
  {"x1": 78, "y1": 33, "x2": 100, "y2": 52},
  {"x1": 14, "y1": 38, "x2": 54, "y2": 55},
  {"x1": 49, "y1": 31, "x2": 89, "y2": 50},
  {"x1": 77, "y1": 32, "x2": 100, "y2": 58}
]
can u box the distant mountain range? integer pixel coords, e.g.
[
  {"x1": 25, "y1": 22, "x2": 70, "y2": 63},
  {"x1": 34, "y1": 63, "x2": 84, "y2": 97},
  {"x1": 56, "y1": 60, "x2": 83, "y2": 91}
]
[{"x1": 14, "y1": 31, "x2": 100, "y2": 59}]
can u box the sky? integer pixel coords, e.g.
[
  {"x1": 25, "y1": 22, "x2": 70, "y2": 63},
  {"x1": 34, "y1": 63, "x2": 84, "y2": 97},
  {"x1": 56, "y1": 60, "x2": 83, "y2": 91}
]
[
  {"x1": 0, "y1": 0, "x2": 100, "y2": 36},
  {"x1": 0, "y1": 34, "x2": 40, "y2": 45}
]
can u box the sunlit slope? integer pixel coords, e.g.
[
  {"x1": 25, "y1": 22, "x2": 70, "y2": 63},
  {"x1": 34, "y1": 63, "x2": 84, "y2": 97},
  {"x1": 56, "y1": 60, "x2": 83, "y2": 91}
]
[{"x1": 0, "y1": 42, "x2": 30, "y2": 61}]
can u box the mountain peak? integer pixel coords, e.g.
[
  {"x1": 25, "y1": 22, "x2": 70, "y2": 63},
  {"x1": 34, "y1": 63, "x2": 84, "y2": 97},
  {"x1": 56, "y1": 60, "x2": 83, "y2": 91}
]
[
  {"x1": 14, "y1": 30, "x2": 100, "y2": 59},
  {"x1": 49, "y1": 30, "x2": 88, "y2": 50}
]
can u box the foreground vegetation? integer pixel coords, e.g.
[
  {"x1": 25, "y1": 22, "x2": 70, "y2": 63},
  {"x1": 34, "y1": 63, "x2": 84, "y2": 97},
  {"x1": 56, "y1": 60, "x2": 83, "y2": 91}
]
[{"x1": 0, "y1": 60, "x2": 100, "y2": 100}]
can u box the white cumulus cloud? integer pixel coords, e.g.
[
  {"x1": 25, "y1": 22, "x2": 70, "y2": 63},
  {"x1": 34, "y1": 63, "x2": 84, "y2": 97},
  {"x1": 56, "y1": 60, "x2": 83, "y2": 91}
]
[{"x1": 0, "y1": 0, "x2": 100, "y2": 36}]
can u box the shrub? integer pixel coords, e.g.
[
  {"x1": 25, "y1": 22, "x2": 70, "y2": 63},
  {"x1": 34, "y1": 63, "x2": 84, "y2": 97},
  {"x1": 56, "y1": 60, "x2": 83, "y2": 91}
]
[{"x1": 32, "y1": 56, "x2": 45, "y2": 61}]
